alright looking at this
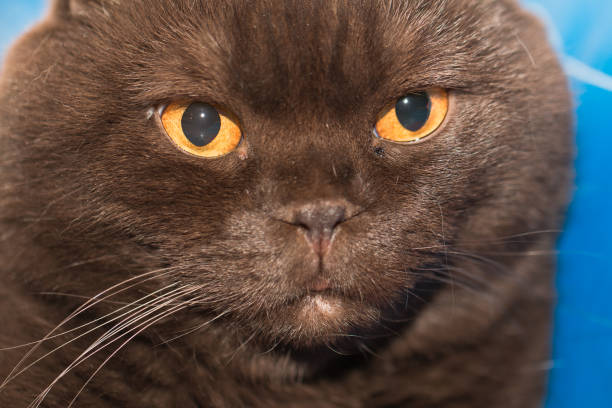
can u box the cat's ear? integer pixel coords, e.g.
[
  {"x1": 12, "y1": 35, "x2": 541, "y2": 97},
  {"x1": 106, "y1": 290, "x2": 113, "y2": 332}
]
[{"x1": 50, "y1": 0, "x2": 113, "y2": 18}]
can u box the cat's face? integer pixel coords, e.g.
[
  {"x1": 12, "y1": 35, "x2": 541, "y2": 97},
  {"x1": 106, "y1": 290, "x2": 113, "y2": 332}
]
[{"x1": 0, "y1": 0, "x2": 571, "y2": 350}]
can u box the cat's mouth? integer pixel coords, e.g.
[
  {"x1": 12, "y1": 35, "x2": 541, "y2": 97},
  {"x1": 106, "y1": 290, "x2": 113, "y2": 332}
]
[{"x1": 306, "y1": 277, "x2": 331, "y2": 292}]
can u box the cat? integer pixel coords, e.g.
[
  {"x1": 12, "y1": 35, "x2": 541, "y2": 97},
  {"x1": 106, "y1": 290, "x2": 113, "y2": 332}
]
[{"x1": 0, "y1": 0, "x2": 573, "y2": 407}]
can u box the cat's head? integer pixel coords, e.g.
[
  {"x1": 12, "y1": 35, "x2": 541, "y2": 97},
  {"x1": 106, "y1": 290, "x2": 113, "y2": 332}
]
[{"x1": 0, "y1": 0, "x2": 572, "y2": 349}]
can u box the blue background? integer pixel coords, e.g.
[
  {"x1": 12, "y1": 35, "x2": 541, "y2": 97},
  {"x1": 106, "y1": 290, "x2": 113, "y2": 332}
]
[{"x1": 1, "y1": 1, "x2": 611, "y2": 406}]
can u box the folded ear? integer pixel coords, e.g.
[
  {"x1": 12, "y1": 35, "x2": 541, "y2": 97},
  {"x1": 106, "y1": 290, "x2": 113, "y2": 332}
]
[{"x1": 50, "y1": 0, "x2": 112, "y2": 18}]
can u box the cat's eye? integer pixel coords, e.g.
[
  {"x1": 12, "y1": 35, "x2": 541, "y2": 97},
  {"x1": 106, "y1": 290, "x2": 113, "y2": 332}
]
[
  {"x1": 161, "y1": 101, "x2": 242, "y2": 158},
  {"x1": 375, "y1": 88, "x2": 449, "y2": 143}
]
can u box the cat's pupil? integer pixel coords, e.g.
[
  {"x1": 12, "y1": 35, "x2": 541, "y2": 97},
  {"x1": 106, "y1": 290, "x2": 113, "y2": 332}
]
[
  {"x1": 395, "y1": 93, "x2": 431, "y2": 131},
  {"x1": 181, "y1": 102, "x2": 221, "y2": 147}
]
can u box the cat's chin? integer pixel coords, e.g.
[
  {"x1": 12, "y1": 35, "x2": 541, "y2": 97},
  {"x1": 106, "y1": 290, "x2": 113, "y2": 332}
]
[
  {"x1": 297, "y1": 294, "x2": 344, "y2": 323},
  {"x1": 273, "y1": 292, "x2": 384, "y2": 348}
]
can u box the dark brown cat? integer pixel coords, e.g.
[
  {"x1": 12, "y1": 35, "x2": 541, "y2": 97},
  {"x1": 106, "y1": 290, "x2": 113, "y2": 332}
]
[{"x1": 0, "y1": 0, "x2": 572, "y2": 407}]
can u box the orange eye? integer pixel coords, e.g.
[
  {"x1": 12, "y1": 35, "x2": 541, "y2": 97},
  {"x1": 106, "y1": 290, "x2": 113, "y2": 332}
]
[
  {"x1": 161, "y1": 101, "x2": 242, "y2": 158},
  {"x1": 375, "y1": 88, "x2": 449, "y2": 143}
]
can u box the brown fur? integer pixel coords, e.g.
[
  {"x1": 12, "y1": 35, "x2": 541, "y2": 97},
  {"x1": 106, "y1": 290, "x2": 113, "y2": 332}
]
[{"x1": 0, "y1": 0, "x2": 572, "y2": 406}]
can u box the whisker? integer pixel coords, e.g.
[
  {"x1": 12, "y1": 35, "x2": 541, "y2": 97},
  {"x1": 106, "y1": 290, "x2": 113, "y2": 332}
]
[
  {"x1": 0, "y1": 283, "x2": 180, "y2": 352},
  {"x1": 66, "y1": 297, "x2": 200, "y2": 408},
  {"x1": 35, "y1": 292, "x2": 133, "y2": 305},
  {"x1": 403, "y1": 287, "x2": 427, "y2": 305},
  {"x1": 71, "y1": 287, "x2": 201, "y2": 365},
  {"x1": 35, "y1": 290, "x2": 202, "y2": 307},
  {"x1": 167, "y1": 292, "x2": 243, "y2": 337},
  {"x1": 414, "y1": 265, "x2": 491, "y2": 290},
  {"x1": 30, "y1": 287, "x2": 202, "y2": 408},
  {"x1": 2, "y1": 284, "x2": 187, "y2": 388},
  {"x1": 468, "y1": 249, "x2": 558, "y2": 257},
  {"x1": 1, "y1": 265, "x2": 183, "y2": 389},
  {"x1": 259, "y1": 339, "x2": 282, "y2": 355},
  {"x1": 58, "y1": 255, "x2": 117, "y2": 271},
  {"x1": 324, "y1": 343, "x2": 351, "y2": 356},
  {"x1": 157, "y1": 307, "x2": 233, "y2": 346},
  {"x1": 419, "y1": 273, "x2": 486, "y2": 295},
  {"x1": 408, "y1": 229, "x2": 562, "y2": 251},
  {"x1": 224, "y1": 330, "x2": 257, "y2": 365},
  {"x1": 358, "y1": 342, "x2": 382, "y2": 359},
  {"x1": 444, "y1": 250, "x2": 510, "y2": 275}
]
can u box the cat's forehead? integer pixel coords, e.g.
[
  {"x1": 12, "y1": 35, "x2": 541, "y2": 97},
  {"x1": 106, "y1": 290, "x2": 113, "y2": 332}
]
[{"x1": 85, "y1": 0, "x2": 520, "y2": 117}]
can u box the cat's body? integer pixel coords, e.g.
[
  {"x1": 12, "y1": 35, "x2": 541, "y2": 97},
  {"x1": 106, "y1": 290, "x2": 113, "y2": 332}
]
[{"x1": 0, "y1": 0, "x2": 572, "y2": 407}]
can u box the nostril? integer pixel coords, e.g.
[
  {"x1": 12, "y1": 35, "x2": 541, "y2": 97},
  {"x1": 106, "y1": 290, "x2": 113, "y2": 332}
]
[{"x1": 292, "y1": 203, "x2": 347, "y2": 256}]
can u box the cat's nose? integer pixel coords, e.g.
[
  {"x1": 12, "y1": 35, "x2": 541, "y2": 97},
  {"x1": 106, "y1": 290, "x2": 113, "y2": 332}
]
[{"x1": 291, "y1": 201, "x2": 347, "y2": 256}]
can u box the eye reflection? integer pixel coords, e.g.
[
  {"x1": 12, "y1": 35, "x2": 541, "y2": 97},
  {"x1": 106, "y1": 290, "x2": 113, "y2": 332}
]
[
  {"x1": 375, "y1": 88, "x2": 449, "y2": 143},
  {"x1": 161, "y1": 101, "x2": 242, "y2": 158}
]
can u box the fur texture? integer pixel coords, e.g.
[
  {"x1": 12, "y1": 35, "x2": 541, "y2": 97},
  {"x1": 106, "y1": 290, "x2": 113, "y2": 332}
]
[{"x1": 0, "y1": 0, "x2": 572, "y2": 406}]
